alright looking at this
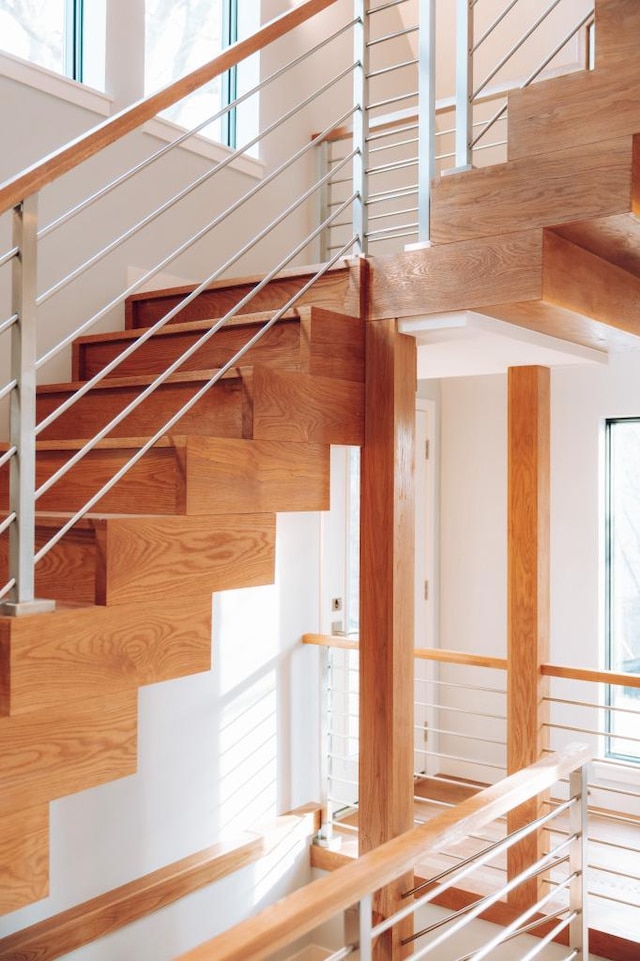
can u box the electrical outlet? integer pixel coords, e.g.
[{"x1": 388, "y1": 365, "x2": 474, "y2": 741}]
[{"x1": 331, "y1": 597, "x2": 343, "y2": 612}]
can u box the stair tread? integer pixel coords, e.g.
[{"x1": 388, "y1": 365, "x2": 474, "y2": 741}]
[
  {"x1": 73, "y1": 308, "x2": 301, "y2": 347},
  {"x1": 37, "y1": 366, "x2": 248, "y2": 395}
]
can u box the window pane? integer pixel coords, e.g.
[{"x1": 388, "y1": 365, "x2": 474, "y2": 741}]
[
  {"x1": 0, "y1": 0, "x2": 66, "y2": 73},
  {"x1": 145, "y1": 0, "x2": 224, "y2": 141},
  {"x1": 607, "y1": 419, "x2": 640, "y2": 760}
]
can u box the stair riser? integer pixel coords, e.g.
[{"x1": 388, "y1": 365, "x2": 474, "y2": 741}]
[
  {"x1": 125, "y1": 267, "x2": 360, "y2": 329},
  {"x1": 0, "y1": 806, "x2": 49, "y2": 914},
  {"x1": 74, "y1": 320, "x2": 303, "y2": 381},
  {"x1": 0, "y1": 446, "x2": 186, "y2": 515},
  {"x1": 0, "y1": 516, "x2": 275, "y2": 606},
  {"x1": 1, "y1": 598, "x2": 212, "y2": 716},
  {"x1": 0, "y1": 691, "x2": 138, "y2": 818},
  {"x1": 36, "y1": 378, "x2": 247, "y2": 442}
]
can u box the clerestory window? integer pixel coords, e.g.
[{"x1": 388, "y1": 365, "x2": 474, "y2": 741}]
[
  {"x1": 605, "y1": 417, "x2": 640, "y2": 762},
  {"x1": 0, "y1": 0, "x2": 84, "y2": 80}
]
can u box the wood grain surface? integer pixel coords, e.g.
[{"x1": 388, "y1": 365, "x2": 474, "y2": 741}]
[
  {"x1": 0, "y1": 595, "x2": 211, "y2": 716},
  {"x1": 251, "y1": 367, "x2": 364, "y2": 445},
  {"x1": 0, "y1": 690, "x2": 138, "y2": 816},
  {"x1": 430, "y1": 136, "x2": 634, "y2": 245},
  {"x1": 185, "y1": 437, "x2": 330, "y2": 514},
  {"x1": 0, "y1": 805, "x2": 49, "y2": 914}
]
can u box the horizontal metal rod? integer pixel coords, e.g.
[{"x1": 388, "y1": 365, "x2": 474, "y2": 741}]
[
  {"x1": 589, "y1": 862, "x2": 640, "y2": 884},
  {"x1": 367, "y1": 58, "x2": 418, "y2": 79},
  {"x1": 413, "y1": 724, "x2": 506, "y2": 747},
  {"x1": 595, "y1": 754, "x2": 640, "y2": 772},
  {"x1": 366, "y1": 156, "x2": 418, "y2": 175},
  {"x1": 368, "y1": 205, "x2": 418, "y2": 222},
  {"x1": 37, "y1": 93, "x2": 356, "y2": 372},
  {"x1": 35, "y1": 229, "x2": 356, "y2": 561},
  {"x1": 36, "y1": 62, "x2": 357, "y2": 308},
  {"x1": 470, "y1": 102, "x2": 508, "y2": 150},
  {"x1": 366, "y1": 184, "x2": 418, "y2": 204},
  {"x1": 0, "y1": 446, "x2": 17, "y2": 471},
  {"x1": 367, "y1": 25, "x2": 417, "y2": 47},
  {"x1": 588, "y1": 835, "x2": 640, "y2": 856},
  {"x1": 0, "y1": 379, "x2": 17, "y2": 403},
  {"x1": 366, "y1": 121, "x2": 419, "y2": 143},
  {"x1": 473, "y1": 0, "x2": 520, "y2": 53},
  {"x1": 328, "y1": 774, "x2": 359, "y2": 788},
  {"x1": 367, "y1": 90, "x2": 418, "y2": 112},
  {"x1": 418, "y1": 749, "x2": 506, "y2": 770},
  {"x1": 547, "y1": 720, "x2": 640, "y2": 744},
  {"x1": 473, "y1": 0, "x2": 564, "y2": 100},
  {"x1": 0, "y1": 576, "x2": 16, "y2": 601},
  {"x1": 0, "y1": 313, "x2": 18, "y2": 338},
  {"x1": 518, "y1": 12, "x2": 594, "y2": 100},
  {"x1": 514, "y1": 914, "x2": 575, "y2": 961},
  {"x1": 588, "y1": 889, "x2": 640, "y2": 910},
  {"x1": 415, "y1": 700, "x2": 506, "y2": 722},
  {"x1": 366, "y1": 220, "x2": 418, "y2": 239},
  {"x1": 547, "y1": 694, "x2": 640, "y2": 716},
  {"x1": 367, "y1": 0, "x2": 410, "y2": 15},
  {"x1": 39, "y1": 15, "x2": 360, "y2": 241},
  {"x1": 368, "y1": 135, "x2": 418, "y2": 155},
  {"x1": 0, "y1": 246, "x2": 18, "y2": 269},
  {"x1": 325, "y1": 947, "x2": 355, "y2": 961},
  {"x1": 587, "y1": 781, "x2": 640, "y2": 800},
  {"x1": 0, "y1": 511, "x2": 17, "y2": 536},
  {"x1": 367, "y1": 227, "x2": 417, "y2": 242},
  {"x1": 473, "y1": 138, "x2": 508, "y2": 152}
]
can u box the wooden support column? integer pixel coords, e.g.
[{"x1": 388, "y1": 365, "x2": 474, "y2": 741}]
[
  {"x1": 359, "y1": 318, "x2": 416, "y2": 958},
  {"x1": 506, "y1": 365, "x2": 550, "y2": 909}
]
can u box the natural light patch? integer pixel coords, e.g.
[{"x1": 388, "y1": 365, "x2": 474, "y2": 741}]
[
  {"x1": 218, "y1": 668, "x2": 278, "y2": 838},
  {"x1": 215, "y1": 584, "x2": 279, "y2": 696}
]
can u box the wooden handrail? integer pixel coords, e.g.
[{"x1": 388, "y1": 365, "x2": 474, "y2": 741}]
[
  {"x1": 541, "y1": 663, "x2": 640, "y2": 689},
  {"x1": 176, "y1": 745, "x2": 592, "y2": 961},
  {"x1": 0, "y1": 805, "x2": 321, "y2": 961},
  {"x1": 302, "y1": 634, "x2": 507, "y2": 670},
  {"x1": 0, "y1": 0, "x2": 339, "y2": 215}
]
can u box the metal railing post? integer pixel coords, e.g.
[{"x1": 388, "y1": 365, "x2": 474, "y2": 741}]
[
  {"x1": 416, "y1": 0, "x2": 436, "y2": 245},
  {"x1": 359, "y1": 893, "x2": 373, "y2": 961},
  {"x1": 1, "y1": 197, "x2": 54, "y2": 617},
  {"x1": 454, "y1": 0, "x2": 473, "y2": 171},
  {"x1": 315, "y1": 138, "x2": 331, "y2": 263},
  {"x1": 569, "y1": 764, "x2": 589, "y2": 957},
  {"x1": 353, "y1": 0, "x2": 369, "y2": 254}
]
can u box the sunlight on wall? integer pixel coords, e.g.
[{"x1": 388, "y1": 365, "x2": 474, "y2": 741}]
[{"x1": 216, "y1": 585, "x2": 281, "y2": 838}]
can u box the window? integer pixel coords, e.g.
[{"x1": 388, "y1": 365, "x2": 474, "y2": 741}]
[
  {"x1": 0, "y1": 0, "x2": 83, "y2": 79},
  {"x1": 145, "y1": 0, "x2": 238, "y2": 147},
  {"x1": 605, "y1": 417, "x2": 640, "y2": 761}
]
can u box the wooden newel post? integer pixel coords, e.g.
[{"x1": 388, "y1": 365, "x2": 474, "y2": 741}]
[
  {"x1": 359, "y1": 319, "x2": 416, "y2": 958},
  {"x1": 506, "y1": 365, "x2": 550, "y2": 909}
]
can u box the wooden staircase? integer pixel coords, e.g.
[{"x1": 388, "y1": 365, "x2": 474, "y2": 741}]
[{"x1": 0, "y1": 260, "x2": 364, "y2": 915}]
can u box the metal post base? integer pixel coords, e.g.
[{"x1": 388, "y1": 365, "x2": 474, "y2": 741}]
[
  {"x1": 404, "y1": 240, "x2": 432, "y2": 252},
  {"x1": 442, "y1": 163, "x2": 474, "y2": 175},
  {"x1": 0, "y1": 598, "x2": 56, "y2": 617}
]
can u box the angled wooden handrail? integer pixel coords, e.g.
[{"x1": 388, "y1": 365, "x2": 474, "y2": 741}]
[
  {"x1": 0, "y1": 0, "x2": 339, "y2": 215},
  {"x1": 176, "y1": 744, "x2": 592, "y2": 961},
  {"x1": 0, "y1": 805, "x2": 321, "y2": 961}
]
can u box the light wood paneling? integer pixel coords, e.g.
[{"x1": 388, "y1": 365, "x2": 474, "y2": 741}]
[
  {"x1": 542, "y1": 231, "x2": 640, "y2": 335},
  {"x1": 369, "y1": 231, "x2": 544, "y2": 320},
  {"x1": 94, "y1": 513, "x2": 276, "y2": 605},
  {"x1": 594, "y1": 0, "x2": 640, "y2": 72},
  {"x1": 507, "y1": 366, "x2": 550, "y2": 909},
  {"x1": 1, "y1": 596, "x2": 211, "y2": 716},
  {"x1": 0, "y1": 690, "x2": 138, "y2": 817},
  {"x1": 126, "y1": 263, "x2": 361, "y2": 329},
  {"x1": 299, "y1": 307, "x2": 365, "y2": 382},
  {"x1": 430, "y1": 136, "x2": 634, "y2": 245},
  {"x1": 359, "y1": 320, "x2": 416, "y2": 955},
  {"x1": 185, "y1": 438, "x2": 330, "y2": 514},
  {"x1": 553, "y1": 213, "x2": 640, "y2": 279},
  {"x1": 251, "y1": 368, "x2": 364, "y2": 446},
  {"x1": 508, "y1": 69, "x2": 640, "y2": 161},
  {"x1": 0, "y1": 806, "x2": 49, "y2": 914},
  {"x1": 36, "y1": 370, "x2": 246, "y2": 442}
]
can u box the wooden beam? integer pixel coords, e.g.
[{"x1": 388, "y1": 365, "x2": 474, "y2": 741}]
[
  {"x1": 359, "y1": 319, "x2": 416, "y2": 957},
  {"x1": 506, "y1": 366, "x2": 550, "y2": 909}
]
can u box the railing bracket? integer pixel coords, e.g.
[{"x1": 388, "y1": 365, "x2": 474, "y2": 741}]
[{"x1": 0, "y1": 597, "x2": 56, "y2": 618}]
